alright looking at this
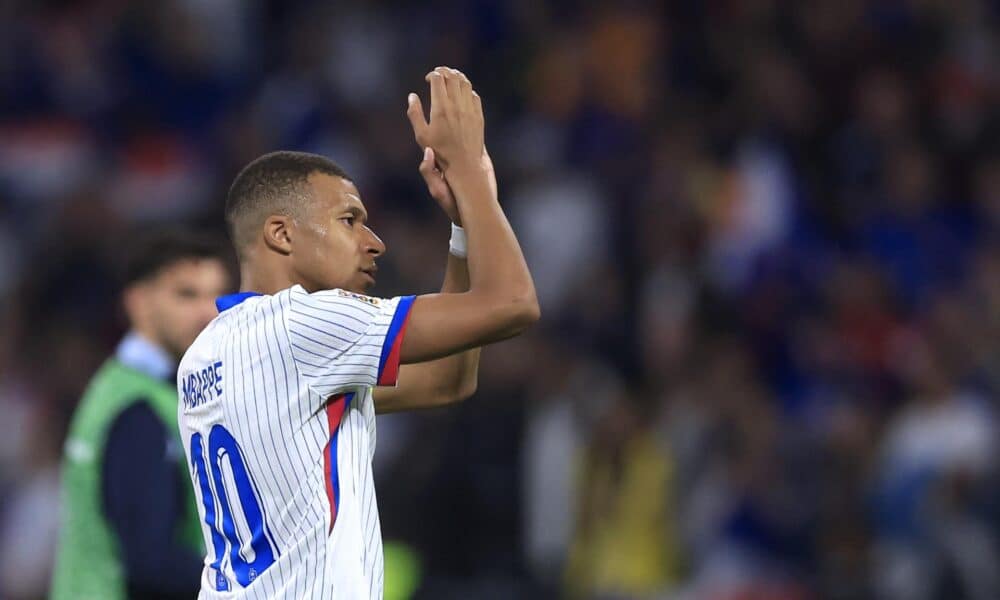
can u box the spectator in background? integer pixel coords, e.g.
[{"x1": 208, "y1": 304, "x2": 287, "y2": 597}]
[
  {"x1": 50, "y1": 230, "x2": 231, "y2": 600},
  {"x1": 564, "y1": 392, "x2": 681, "y2": 598},
  {"x1": 874, "y1": 332, "x2": 999, "y2": 600}
]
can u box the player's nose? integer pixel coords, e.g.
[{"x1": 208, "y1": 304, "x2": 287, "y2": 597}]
[{"x1": 364, "y1": 228, "x2": 386, "y2": 257}]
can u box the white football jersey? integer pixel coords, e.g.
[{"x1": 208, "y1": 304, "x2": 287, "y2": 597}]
[{"x1": 177, "y1": 284, "x2": 414, "y2": 599}]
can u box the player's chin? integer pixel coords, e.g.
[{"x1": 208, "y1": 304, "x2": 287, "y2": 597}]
[
  {"x1": 359, "y1": 271, "x2": 377, "y2": 290},
  {"x1": 352, "y1": 274, "x2": 375, "y2": 293}
]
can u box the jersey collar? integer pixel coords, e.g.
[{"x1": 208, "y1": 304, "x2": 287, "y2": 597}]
[{"x1": 216, "y1": 291, "x2": 262, "y2": 313}]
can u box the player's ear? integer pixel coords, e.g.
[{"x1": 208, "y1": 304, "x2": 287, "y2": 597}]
[{"x1": 263, "y1": 215, "x2": 293, "y2": 255}]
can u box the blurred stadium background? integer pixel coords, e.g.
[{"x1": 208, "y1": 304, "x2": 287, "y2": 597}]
[{"x1": 1, "y1": 1, "x2": 999, "y2": 599}]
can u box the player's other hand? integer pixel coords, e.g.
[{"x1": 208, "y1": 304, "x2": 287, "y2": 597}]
[
  {"x1": 418, "y1": 146, "x2": 496, "y2": 226},
  {"x1": 406, "y1": 66, "x2": 484, "y2": 176}
]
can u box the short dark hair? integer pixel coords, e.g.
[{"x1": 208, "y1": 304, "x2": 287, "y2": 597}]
[
  {"x1": 225, "y1": 151, "x2": 352, "y2": 255},
  {"x1": 121, "y1": 228, "x2": 231, "y2": 288}
]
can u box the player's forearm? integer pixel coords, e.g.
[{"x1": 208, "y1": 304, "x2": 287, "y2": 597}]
[
  {"x1": 438, "y1": 252, "x2": 480, "y2": 397},
  {"x1": 446, "y1": 163, "x2": 539, "y2": 328},
  {"x1": 441, "y1": 251, "x2": 470, "y2": 293}
]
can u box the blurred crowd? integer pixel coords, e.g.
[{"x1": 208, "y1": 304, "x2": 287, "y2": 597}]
[{"x1": 1, "y1": 0, "x2": 999, "y2": 599}]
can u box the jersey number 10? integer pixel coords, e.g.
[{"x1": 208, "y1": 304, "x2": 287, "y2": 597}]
[{"x1": 191, "y1": 425, "x2": 278, "y2": 590}]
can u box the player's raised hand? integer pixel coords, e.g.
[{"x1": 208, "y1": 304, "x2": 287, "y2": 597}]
[
  {"x1": 406, "y1": 66, "x2": 485, "y2": 175},
  {"x1": 417, "y1": 145, "x2": 496, "y2": 226}
]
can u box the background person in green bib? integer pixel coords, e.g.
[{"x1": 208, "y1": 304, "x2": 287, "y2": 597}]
[{"x1": 51, "y1": 229, "x2": 233, "y2": 600}]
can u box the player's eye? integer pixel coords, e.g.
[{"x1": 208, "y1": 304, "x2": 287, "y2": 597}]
[{"x1": 340, "y1": 216, "x2": 355, "y2": 227}]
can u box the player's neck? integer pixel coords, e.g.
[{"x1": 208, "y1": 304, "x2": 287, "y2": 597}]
[{"x1": 239, "y1": 263, "x2": 297, "y2": 296}]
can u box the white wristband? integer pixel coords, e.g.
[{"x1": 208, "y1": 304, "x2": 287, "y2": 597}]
[{"x1": 449, "y1": 223, "x2": 467, "y2": 258}]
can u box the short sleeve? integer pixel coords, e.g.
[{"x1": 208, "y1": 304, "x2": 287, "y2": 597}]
[{"x1": 286, "y1": 286, "x2": 415, "y2": 396}]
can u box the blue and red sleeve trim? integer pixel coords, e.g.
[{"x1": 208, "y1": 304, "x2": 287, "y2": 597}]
[{"x1": 376, "y1": 295, "x2": 415, "y2": 386}]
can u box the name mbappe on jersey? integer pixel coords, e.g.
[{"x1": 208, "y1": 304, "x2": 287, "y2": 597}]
[{"x1": 181, "y1": 361, "x2": 224, "y2": 410}]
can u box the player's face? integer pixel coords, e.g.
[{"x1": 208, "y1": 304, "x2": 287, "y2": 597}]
[
  {"x1": 293, "y1": 173, "x2": 385, "y2": 294},
  {"x1": 143, "y1": 258, "x2": 231, "y2": 360}
]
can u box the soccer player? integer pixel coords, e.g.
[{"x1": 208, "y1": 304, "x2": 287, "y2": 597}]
[
  {"x1": 177, "y1": 66, "x2": 538, "y2": 598},
  {"x1": 52, "y1": 230, "x2": 232, "y2": 600}
]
